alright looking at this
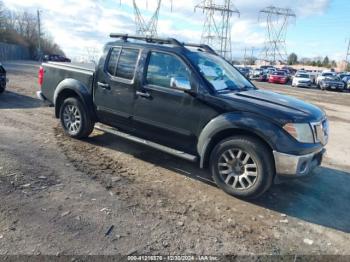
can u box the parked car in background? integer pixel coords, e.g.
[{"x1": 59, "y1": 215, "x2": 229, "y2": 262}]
[
  {"x1": 43, "y1": 54, "x2": 71, "y2": 63},
  {"x1": 268, "y1": 70, "x2": 289, "y2": 84},
  {"x1": 304, "y1": 70, "x2": 317, "y2": 84},
  {"x1": 292, "y1": 72, "x2": 312, "y2": 88},
  {"x1": 319, "y1": 76, "x2": 345, "y2": 91},
  {"x1": 338, "y1": 72, "x2": 350, "y2": 81},
  {"x1": 316, "y1": 71, "x2": 336, "y2": 87},
  {"x1": 0, "y1": 63, "x2": 7, "y2": 94},
  {"x1": 260, "y1": 65, "x2": 275, "y2": 71},
  {"x1": 281, "y1": 66, "x2": 297, "y2": 75},
  {"x1": 341, "y1": 75, "x2": 350, "y2": 91},
  {"x1": 279, "y1": 69, "x2": 292, "y2": 81},
  {"x1": 249, "y1": 68, "x2": 267, "y2": 81},
  {"x1": 236, "y1": 67, "x2": 250, "y2": 79}
]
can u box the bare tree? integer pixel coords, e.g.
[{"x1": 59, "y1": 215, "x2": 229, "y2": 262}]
[{"x1": 0, "y1": 2, "x2": 65, "y2": 58}]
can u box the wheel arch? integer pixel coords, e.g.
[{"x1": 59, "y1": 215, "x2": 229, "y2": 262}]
[
  {"x1": 54, "y1": 79, "x2": 95, "y2": 120},
  {"x1": 198, "y1": 113, "x2": 277, "y2": 169}
]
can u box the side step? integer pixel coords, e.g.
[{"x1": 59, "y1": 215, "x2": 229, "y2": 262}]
[{"x1": 95, "y1": 124, "x2": 198, "y2": 162}]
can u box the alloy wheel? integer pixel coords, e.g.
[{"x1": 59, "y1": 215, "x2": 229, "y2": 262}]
[
  {"x1": 62, "y1": 104, "x2": 81, "y2": 135},
  {"x1": 218, "y1": 148, "x2": 258, "y2": 190}
]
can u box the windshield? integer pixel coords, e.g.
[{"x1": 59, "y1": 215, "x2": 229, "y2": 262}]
[
  {"x1": 187, "y1": 52, "x2": 255, "y2": 92},
  {"x1": 296, "y1": 74, "x2": 310, "y2": 78},
  {"x1": 323, "y1": 73, "x2": 334, "y2": 77},
  {"x1": 274, "y1": 71, "x2": 286, "y2": 76},
  {"x1": 325, "y1": 76, "x2": 340, "y2": 81}
]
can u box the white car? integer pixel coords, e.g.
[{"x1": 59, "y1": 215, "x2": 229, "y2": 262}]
[
  {"x1": 316, "y1": 72, "x2": 336, "y2": 86},
  {"x1": 292, "y1": 73, "x2": 312, "y2": 88}
]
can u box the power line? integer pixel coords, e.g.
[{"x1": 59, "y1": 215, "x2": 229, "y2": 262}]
[
  {"x1": 259, "y1": 6, "x2": 296, "y2": 64},
  {"x1": 195, "y1": 0, "x2": 240, "y2": 60}
]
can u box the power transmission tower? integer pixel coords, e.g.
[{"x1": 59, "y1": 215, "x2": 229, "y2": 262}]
[
  {"x1": 195, "y1": 0, "x2": 240, "y2": 60},
  {"x1": 259, "y1": 6, "x2": 296, "y2": 64},
  {"x1": 119, "y1": 0, "x2": 173, "y2": 37},
  {"x1": 133, "y1": 0, "x2": 162, "y2": 37}
]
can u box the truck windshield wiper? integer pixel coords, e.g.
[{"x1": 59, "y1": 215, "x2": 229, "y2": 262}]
[
  {"x1": 217, "y1": 87, "x2": 240, "y2": 93},
  {"x1": 217, "y1": 86, "x2": 252, "y2": 93}
]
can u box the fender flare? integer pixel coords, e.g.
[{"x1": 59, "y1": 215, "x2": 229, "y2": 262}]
[
  {"x1": 197, "y1": 112, "x2": 283, "y2": 168},
  {"x1": 53, "y1": 78, "x2": 95, "y2": 119}
]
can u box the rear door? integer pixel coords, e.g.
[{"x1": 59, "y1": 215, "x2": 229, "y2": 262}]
[
  {"x1": 132, "y1": 50, "x2": 203, "y2": 153},
  {"x1": 94, "y1": 46, "x2": 141, "y2": 129}
]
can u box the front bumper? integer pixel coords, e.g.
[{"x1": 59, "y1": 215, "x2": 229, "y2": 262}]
[
  {"x1": 251, "y1": 76, "x2": 266, "y2": 81},
  {"x1": 295, "y1": 82, "x2": 311, "y2": 87},
  {"x1": 273, "y1": 148, "x2": 325, "y2": 177},
  {"x1": 269, "y1": 79, "x2": 288, "y2": 84}
]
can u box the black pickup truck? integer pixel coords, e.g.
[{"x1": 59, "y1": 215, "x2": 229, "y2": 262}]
[{"x1": 37, "y1": 34, "x2": 329, "y2": 199}]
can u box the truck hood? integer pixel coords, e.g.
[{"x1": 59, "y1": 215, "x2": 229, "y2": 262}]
[{"x1": 218, "y1": 89, "x2": 325, "y2": 124}]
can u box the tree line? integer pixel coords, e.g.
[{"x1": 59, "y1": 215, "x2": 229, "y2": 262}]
[
  {"x1": 0, "y1": 1, "x2": 64, "y2": 59},
  {"x1": 287, "y1": 52, "x2": 338, "y2": 68}
]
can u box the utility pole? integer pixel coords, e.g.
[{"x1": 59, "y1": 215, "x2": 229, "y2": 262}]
[
  {"x1": 250, "y1": 47, "x2": 255, "y2": 65},
  {"x1": 243, "y1": 47, "x2": 247, "y2": 65},
  {"x1": 259, "y1": 6, "x2": 296, "y2": 64},
  {"x1": 195, "y1": 0, "x2": 240, "y2": 60},
  {"x1": 346, "y1": 38, "x2": 350, "y2": 63},
  {"x1": 37, "y1": 9, "x2": 42, "y2": 59}
]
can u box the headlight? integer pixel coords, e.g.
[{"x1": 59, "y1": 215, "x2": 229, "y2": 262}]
[{"x1": 283, "y1": 123, "x2": 314, "y2": 143}]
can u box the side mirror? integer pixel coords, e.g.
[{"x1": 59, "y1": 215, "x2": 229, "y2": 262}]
[{"x1": 170, "y1": 77, "x2": 191, "y2": 91}]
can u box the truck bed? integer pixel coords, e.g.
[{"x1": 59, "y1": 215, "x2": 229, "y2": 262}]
[{"x1": 41, "y1": 62, "x2": 95, "y2": 104}]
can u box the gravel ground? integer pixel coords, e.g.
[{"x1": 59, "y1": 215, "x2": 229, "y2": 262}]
[{"x1": 0, "y1": 61, "x2": 349, "y2": 256}]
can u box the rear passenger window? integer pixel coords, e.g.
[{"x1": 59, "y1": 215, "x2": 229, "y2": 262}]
[
  {"x1": 115, "y1": 48, "x2": 139, "y2": 80},
  {"x1": 107, "y1": 47, "x2": 121, "y2": 75}
]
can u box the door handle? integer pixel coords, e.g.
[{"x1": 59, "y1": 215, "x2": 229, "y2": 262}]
[
  {"x1": 97, "y1": 82, "x2": 110, "y2": 90},
  {"x1": 136, "y1": 91, "x2": 151, "y2": 98}
]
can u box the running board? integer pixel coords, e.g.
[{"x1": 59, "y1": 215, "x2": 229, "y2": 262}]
[{"x1": 95, "y1": 124, "x2": 198, "y2": 162}]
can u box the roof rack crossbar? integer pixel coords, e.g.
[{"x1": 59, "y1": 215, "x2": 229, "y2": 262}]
[
  {"x1": 110, "y1": 33, "x2": 183, "y2": 47},
  {"x1": 110, "y1": 33, "x2": 217, "y2": 55}
]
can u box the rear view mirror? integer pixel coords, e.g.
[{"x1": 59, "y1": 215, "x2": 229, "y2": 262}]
[{"x1": 170, "y1": 77, "x2": 191, "y2": 91}]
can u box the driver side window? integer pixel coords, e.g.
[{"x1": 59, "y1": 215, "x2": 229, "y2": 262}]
[{"x1": 146, "y1": 52, "x2": 190, "y2": 89}]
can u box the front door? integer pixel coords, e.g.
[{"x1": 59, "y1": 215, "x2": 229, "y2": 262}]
[
  {"x1": 133, "y1": 51, "x2": 203, "y2": 153},
  {"x1": 94, "y1": 46, "x2": 140, "y2": 129}
]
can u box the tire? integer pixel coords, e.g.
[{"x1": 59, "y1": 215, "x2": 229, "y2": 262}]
[
  {"x1": 210, "y1": 136, "x2": 274, "y2": 199},
  {"x1": 59, "y1": 97, "x2": 94, "y2": 139},
  {"x1": 0, "y1": 86, "x2": 5, "y2": 94}
]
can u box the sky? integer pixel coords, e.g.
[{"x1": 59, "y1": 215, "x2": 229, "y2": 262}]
[{"x1": 3, "y1": 0, "x2": 350, "y2": 62}]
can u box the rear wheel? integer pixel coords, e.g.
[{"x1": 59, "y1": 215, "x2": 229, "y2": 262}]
[
  {"x1": 210, "y1": 136, "x2": 274, "y2": 199},
  {"x1": 59, "y1": 97, "x2": 94, "y2": 139}
]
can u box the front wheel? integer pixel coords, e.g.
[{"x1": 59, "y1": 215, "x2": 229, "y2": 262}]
[
  {"x1": 59, "y1": 97, "x2": 94, "y2": 139},
  {"x1": 210, "y1": 136, "x2": 274, "y2": 199}
]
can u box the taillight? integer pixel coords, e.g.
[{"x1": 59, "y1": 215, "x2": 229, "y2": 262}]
[{"x1": 38, "y1": 66, "x2": 44, "y2": 87}]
